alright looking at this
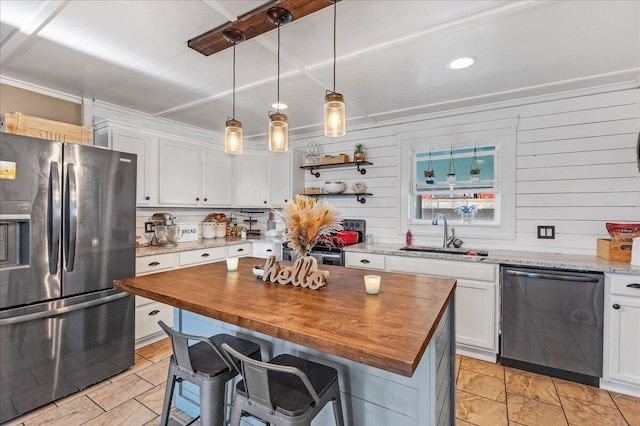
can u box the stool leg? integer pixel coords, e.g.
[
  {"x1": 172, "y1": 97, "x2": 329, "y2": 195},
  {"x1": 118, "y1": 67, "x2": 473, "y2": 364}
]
[
  {"x1": 332, "y1": 388, "x2": 344, "y2": 426},
  {"x1": 228, "y1": 394, "x2": 243, "y2": 426},
  {"x1": 160, "y1": 366, "x2": 178, "y2": 426},
  {"x1": 200, "y1": 378, "x2": 227, "y2": 426}
]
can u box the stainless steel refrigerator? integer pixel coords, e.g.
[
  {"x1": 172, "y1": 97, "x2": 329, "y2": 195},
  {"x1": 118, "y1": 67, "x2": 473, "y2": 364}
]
[{"x1": 0, "y1": 133, "x2": 136, "y2": 423}]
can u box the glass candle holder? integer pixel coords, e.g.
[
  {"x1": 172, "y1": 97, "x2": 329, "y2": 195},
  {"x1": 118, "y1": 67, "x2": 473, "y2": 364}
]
[
  {"x1": 364, "y1": 275, "x2": 381, "y2": 295},
  {"x1": 226, "y1": 257, "x2": 239, "y2": 271}
]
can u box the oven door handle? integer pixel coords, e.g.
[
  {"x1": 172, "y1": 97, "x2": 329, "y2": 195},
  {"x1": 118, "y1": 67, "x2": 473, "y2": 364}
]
[{"x1": 505, "y1": 270, "x2": 600, "y2": 283}]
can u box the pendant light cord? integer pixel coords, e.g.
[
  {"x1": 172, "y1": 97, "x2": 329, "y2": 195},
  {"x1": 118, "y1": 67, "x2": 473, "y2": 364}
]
[
  {"x1": 276, "y1": 22, "x2": 281, "y2": 112},
  {"x1": 332, "y1": 0, "x2": 336, "y2": 93},
  {"x1": 232, "y1": 41, "x2": 236, "y2": 119}
]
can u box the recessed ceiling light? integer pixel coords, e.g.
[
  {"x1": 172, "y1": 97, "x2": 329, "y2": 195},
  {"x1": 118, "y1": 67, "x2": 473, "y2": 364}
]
[
  {"x1": 448, "y1": 57, "x2": 475, "y2": 70},
  {"x1": 272, "y1": 103, "x2": 288, "y2": 110}
]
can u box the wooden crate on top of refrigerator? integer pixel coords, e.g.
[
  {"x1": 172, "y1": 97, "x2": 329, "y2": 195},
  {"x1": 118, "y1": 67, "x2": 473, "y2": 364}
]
[{"x1": 0, "y1": 112, "x2": 93, "y2": 145}]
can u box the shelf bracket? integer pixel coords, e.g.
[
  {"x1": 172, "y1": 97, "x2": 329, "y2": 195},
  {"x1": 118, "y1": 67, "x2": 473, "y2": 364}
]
[
  {"x1": 308, "y1": 168, "x2": 320, "y2": 178},
  {"x1": 356, "y1": 163, "x2": 367, "y2": 175},
  {"x1": 356, "y1": 194, "x2": 367, "y2": 204}
]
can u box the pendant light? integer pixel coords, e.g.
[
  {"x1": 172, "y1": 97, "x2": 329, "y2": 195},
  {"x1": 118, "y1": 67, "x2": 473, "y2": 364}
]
[
  {"x1": 267, "y1": 7, "x2": 291, "y2": 152},
  {"x1": 324, "y1": 0, "x2": 345, "y2": 138},
  {"x1": 223, "y1": 29, "x2": 246, "y2": 155}
]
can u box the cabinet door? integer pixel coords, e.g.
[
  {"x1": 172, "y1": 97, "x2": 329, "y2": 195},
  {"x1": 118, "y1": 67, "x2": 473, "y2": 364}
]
[
  {"x1": 235, "y1": 153, "x2": 269, "y2": 207},
  {"x1": 606, "y1": 296, "x2": 640, "y2": 385},
  {"x1": 111, "y1": 129, "x2": 153, "y2": 205},
  {"x1": 269, "y1": 151, "x2": 304, "y2": 207},
  {"x1": 455, "y1": 279, "x2": 496, "y2": 351},
  {"x1": 158, "y1": 139, "x2": 200, "y2": 205},
  {"x1": 202, "y1": 148, "x2": 233, "y2": 206}
]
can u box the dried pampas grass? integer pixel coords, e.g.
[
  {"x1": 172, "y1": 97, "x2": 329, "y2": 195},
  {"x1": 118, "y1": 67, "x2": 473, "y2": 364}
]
[{"x1": 276, "y1": 195, "x2": 343, "y2": 257}]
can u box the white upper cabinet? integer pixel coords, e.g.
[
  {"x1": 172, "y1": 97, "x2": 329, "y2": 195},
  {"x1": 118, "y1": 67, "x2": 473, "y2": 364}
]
[
  {"x1": 158, "y1": 138, "x2": 201, "y2": 205},
  {"x1": 97, "y1": 124, "x2": 158, "y2": 206},
  {"x1": 202, "y1": 148, "x2": 233, "y2": 207},
  {"x1": 234, "y1": 153, "x2": 269, "y2": 207},
  {"x1": 269, "y1": 151, "x2": 304, "y2": 207}
]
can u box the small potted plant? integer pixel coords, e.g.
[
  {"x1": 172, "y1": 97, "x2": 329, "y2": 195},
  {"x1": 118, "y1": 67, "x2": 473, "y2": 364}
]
[
  {"x1": 424, "y1": 169, "x2": 435, "y2": 184},
  {"x1": 446, "y1": 146, "x2": 456, "y2": 184},
  {"x1": 354, "y1": 143, "x2": 365, "y2": 162},
  {"x1": 469, "y1": 145, "x2": 480, "y2": 182}
]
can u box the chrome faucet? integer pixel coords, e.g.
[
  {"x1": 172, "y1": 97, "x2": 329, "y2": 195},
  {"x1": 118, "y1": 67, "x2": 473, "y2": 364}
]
[{"x1": 432, "y1": 213, "x2": 455, "y2": 248}]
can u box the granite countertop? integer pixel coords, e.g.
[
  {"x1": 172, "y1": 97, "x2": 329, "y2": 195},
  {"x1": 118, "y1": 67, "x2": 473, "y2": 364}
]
[
  {"x1": 136, "y1": 236, "x2": 284, "y2": 257},
  {"x1": 344, "y1": 242, "x2": 640, "y2": 276}
]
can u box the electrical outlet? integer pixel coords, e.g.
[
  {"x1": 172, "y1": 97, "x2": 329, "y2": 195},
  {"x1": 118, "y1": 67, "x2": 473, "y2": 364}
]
[
  {"x1": 144, "y1": 222, "x2": 155, "y2": 233},
  {"x1": 537, "y1": 226, "x2": 555, "y2": 239}
]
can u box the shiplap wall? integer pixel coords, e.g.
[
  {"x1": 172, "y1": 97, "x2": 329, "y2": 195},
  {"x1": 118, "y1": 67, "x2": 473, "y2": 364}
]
[{"x1": 292, "y1": 87, "x2": 640, "y2": 255}]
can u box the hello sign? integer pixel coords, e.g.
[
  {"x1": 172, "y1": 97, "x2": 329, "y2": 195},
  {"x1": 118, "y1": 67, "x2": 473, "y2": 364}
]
[{"x1": 262, "y1": 255, "x2": 327, "y2": 290}]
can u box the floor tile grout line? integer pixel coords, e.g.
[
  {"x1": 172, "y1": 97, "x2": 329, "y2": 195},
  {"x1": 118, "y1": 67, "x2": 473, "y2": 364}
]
[{"x1": 609, "y1": 395, "x2": 634, "y2": 426}]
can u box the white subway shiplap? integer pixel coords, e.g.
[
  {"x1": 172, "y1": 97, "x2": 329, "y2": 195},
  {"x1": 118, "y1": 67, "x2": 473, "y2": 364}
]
[{"x1": 298, "y1": 86, "x2": 639, "y2": 255}]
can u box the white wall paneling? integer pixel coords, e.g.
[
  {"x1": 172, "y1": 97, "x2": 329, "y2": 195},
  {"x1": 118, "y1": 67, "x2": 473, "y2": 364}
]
[{"x1": 294, "y1": 86, "x2": 640, "y2": 255}]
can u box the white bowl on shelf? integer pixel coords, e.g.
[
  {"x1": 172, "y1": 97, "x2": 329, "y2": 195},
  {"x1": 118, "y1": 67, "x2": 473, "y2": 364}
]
[{"x1": 324, "y1": 181, "x2": 346, "y2": 194}]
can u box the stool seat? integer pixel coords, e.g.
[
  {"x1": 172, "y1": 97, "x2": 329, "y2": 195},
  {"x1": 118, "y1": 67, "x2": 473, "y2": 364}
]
[
  {"x1": 158, "y1": 321, "x2": 261, "y2": 426},
  {"x1": 222, "y1": 343, "x2": 345, "y2": 426},
  {"x1": 235, "y1": 354, "x2": 339, "y2": 417}
]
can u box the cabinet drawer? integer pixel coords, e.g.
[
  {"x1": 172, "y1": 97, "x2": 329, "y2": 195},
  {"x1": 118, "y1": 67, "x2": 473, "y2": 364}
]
[
  {"x1": 252, "y1": 242, "x2": 277, "y2": 259},
  {"x1": 136, "y1": 253, "x2": 176, "y2": 275},
  {"x1": 608, "y1": 274, "x2": 640, "y2": 298},
  {"x1": 179, "y1": 247, "x2": 226, "y2": 267},
  {"x1": 386, "y1": 256, "x2": 496, "y2": 282},
  {"x1": 135, "y1": 302, "x2": 173, "y2": 341},
  {"x1": 135, "y1": 295, "x2": 156, "y2": 307},
  {"x1": 228, "y1": 243, "x2": 252, "y2": 258},
  {"x1": 345, "y1": 252, "x2": 386, "y2": 270}
]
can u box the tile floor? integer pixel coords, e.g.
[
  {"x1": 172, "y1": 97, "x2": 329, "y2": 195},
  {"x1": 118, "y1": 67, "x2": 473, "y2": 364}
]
[{"x1": 5, "y1": 338, "x2": 640, "y2": 426}]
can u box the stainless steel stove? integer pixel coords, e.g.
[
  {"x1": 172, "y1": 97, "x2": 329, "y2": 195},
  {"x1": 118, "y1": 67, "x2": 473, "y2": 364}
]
[{"x1": 282, "y1": 219, "x2": 366, "y2": 266}]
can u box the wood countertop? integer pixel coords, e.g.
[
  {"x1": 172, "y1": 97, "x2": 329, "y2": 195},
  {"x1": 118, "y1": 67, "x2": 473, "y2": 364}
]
[{"x1": 114, "y1": 257, "x2": 456, "y2": 377}]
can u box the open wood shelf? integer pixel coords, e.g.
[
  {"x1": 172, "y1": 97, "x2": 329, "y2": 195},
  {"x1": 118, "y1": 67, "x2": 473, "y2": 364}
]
[
  {"x1": 300, "y1": 161, "x2": 372, "y2": 177},
  {"x1": 301, "y1": 192, "x2": 372, "y2": 204}
]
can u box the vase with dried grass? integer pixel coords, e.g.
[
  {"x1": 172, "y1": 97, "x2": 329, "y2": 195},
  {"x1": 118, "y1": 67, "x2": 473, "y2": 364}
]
[{"x1": 275, "y1": 195, "x2": 343, "y2": 270}]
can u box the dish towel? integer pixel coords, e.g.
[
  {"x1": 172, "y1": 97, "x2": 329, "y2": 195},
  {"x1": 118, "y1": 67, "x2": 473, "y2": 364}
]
[{"x1": 631, "y1": 237, "x2": 640, "y2": 266}]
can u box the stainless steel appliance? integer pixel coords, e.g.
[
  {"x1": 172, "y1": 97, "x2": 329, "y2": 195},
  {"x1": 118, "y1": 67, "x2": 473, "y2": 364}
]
[
  {"x1": 151, "y1": 212, "x2": 179, "y2": 246},
  {"x1": 282, "y1": 219, "x2": 366, "y2": 267},
  {"x1": 0, "y1": 133, "x2": 136, "y2": 422},
  {"x1": 500, "y1": 266, "x2": 604, "y2": 386}
]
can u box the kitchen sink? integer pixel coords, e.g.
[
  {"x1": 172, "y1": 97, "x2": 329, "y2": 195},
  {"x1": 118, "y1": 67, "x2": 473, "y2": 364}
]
[{"x1": 399, "y1": 246, "x2": 489, "y2": 257}]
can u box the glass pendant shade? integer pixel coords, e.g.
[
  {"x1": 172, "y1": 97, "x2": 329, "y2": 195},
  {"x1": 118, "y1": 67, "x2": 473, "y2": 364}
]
[
  {"x1": 324, "y1": 92, "x2": 345, "y2": 137},
  {"x1": 224, "y1": 118, "x2": 243, "y2": 154},
  {"x1": 268, "y1": 112, "x2": 288, "y2": 152}
]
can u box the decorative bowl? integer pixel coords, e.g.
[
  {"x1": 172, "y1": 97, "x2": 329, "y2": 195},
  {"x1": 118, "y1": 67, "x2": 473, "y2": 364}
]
[{"x1": 324, "y1": 181, "x2": 346, "y2": 194}]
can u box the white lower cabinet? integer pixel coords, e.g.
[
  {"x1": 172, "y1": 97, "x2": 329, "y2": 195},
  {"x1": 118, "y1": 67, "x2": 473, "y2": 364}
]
[
  {"x1": 344, "y1": 252, "x2": 386, "y2": 271},
  {"x1": 603, "y1": 274, "x2": 640, "y2": 394},
  {"x1": 357, "y1": 254, "x2": 499, "y2": 361},
  {"x1": 252, "y1": 242, "x2": 279, "y2": 259}
]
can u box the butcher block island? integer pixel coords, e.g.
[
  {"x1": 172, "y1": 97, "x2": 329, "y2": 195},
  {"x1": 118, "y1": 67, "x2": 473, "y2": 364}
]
[{"x1": 115, "y1": 257, "x2": 457, "y2": 425}]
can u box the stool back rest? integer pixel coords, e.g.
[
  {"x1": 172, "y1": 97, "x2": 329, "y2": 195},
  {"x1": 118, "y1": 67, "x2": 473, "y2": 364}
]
[
  {"x1": 158, "y1": 321, "x2": 233, "y2": 374},
  {"x1": 221, "y1": 343, "x2": 321, "y2": 408}
]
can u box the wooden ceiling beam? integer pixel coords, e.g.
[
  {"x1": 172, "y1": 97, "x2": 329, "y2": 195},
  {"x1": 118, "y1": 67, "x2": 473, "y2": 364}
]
[{"x1": 188, "y1": 0, "x2": 333, "y2": 56}]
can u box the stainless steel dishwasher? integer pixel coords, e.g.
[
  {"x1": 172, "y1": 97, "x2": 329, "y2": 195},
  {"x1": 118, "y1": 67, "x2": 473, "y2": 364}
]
[{"x1": 500, "y1": 266, "x2": 604, "y2": 386}]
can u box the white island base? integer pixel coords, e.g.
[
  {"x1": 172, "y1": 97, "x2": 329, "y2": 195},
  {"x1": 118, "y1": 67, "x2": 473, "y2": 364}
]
[{"x1": 173, "y1": 301, "x2": 455, "y2": 426}]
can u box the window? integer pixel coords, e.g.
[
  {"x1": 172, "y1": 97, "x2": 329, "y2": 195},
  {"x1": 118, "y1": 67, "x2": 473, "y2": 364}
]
[
  {"x1": 399, "y1": 119, "x2": 517, "y2": 241},
  {"x1": 412, "y1": 144, "x2": 498, "y2": 225}
]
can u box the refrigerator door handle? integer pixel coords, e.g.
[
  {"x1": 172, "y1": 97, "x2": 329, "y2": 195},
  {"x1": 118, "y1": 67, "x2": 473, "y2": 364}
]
[
  {"x1": 48, "y1": 162, "x2": 61, "y2": 274},
  {"x1": 0, "y1": 291, "x2": 130, "y2": 326},
  {"x1": 65, "y1": 163, "x2": 78, "y2": 271}
]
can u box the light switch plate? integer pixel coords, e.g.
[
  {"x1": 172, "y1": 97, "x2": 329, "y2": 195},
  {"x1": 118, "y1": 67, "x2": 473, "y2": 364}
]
[{"x1": 537, "y1": 225, "x2": 555, "y2": 239}]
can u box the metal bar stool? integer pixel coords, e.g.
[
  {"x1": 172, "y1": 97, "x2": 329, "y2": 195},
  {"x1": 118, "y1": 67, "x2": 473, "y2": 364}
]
[
  {"x1": 222, "y1": 343, "x2": 344, "y2": 426},
  {"x1": 157, "y1": 321, "x2": 261, "y2": 426}
]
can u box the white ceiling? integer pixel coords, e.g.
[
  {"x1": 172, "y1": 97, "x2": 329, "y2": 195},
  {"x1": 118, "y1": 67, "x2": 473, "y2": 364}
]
[{"x1": 1, "y1": 0, "x2": 638, "y2": 141}]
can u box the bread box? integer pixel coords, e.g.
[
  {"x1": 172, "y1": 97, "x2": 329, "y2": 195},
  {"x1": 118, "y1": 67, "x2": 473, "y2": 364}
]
[{"x1": 597, "y1": 238, "x2": 632, "y2": 262}]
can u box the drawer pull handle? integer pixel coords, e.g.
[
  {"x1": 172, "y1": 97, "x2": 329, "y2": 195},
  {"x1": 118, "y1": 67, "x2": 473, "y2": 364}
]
[
  {"x1": 149, "y1": 310, "x2": 160, "y2": 316},
  {"x1": 627, "y1": 283, "x2": 640, "y2": 289},
  {"x1": 237, "y1": 248, "x2": 244, "y2": 252},
  {"x1": 201, "y1": 253, "x2": 210, "y2": 257},
  {"x1": 148, "y1": 261, "x2": 160, "y2": 267},
  {"x1": 360, "y1": 259, "x2": 370, "y2": 264},
  {"x1": 613, "y1": 304, "x2": 621, "y2": 310},
  {"x1": 621, "y1": 245, "x2": 632, "y2": 251},
  {"x1": 266, "y1": 249, "x2": 272, "y2": 252}
]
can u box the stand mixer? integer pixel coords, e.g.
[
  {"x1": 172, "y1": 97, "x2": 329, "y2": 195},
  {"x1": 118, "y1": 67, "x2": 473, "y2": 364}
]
[{"x1": 151, "y1": 213, "x2": 180, "y2": 246}]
